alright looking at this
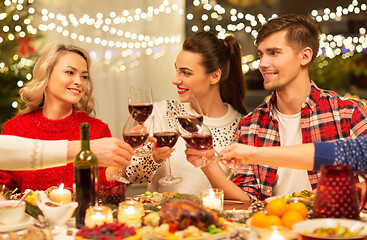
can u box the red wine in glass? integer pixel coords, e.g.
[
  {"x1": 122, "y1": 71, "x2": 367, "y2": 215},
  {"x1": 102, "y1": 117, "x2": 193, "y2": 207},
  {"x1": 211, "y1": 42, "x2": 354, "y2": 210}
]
[
  {"x1": 128, "y1": 103, "x2": 153, "y2": 123},
  {"x1": 177, "y1": 115, "x2": 203, "y2": 133},
  {"x1": 153, "y1": 131, "x2": 179, "y2": 148},
  {"x1": 123, "y1": 132, "x2": 149, "y2": 148},
  {"x1": 182, "y1": 134, "x2": 213, "y2": 150}
]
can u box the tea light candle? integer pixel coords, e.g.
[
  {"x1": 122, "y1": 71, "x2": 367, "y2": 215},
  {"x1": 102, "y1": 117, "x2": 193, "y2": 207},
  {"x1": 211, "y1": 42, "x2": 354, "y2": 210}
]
[
  {"x1": 202, "y1": 188, "x2": 223, "y2": 210},
  {"x1": 49, "y1": 183, "x2": 72, "y2": 204},
  {"x1": 85, "y1": 206, "x2": 113, "y2": 228},
  {"x1": 118, "y1": 200, "x2": 144, "y2": 227}
]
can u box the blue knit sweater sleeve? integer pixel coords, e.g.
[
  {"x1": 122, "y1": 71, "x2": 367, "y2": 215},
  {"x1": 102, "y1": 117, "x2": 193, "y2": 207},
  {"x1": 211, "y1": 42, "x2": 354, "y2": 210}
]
[
  {"x1": 313, "y1": 141, "x2": 336, "y2": 170},
  {"x1": 314, "y1": 137, "x2": 367, "y2": 172}
]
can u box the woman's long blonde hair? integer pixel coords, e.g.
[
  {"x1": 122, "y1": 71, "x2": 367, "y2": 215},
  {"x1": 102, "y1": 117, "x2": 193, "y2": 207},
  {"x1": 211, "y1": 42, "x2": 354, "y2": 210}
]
[{"x1": 17, "y1": 44, "x2": 96, "y2": 116}]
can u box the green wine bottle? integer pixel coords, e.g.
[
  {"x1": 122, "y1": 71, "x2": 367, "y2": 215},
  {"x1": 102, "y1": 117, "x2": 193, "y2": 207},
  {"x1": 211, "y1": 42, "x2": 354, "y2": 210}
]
[{"x1": 74, "y1": 123, "x2": 99, "y2": 229}]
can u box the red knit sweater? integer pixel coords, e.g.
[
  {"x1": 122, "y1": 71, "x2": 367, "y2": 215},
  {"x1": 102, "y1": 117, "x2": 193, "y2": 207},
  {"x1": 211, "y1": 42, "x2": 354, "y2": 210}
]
[{"x1": 0, "y1": 109, "x2": 111, "y2": 192}]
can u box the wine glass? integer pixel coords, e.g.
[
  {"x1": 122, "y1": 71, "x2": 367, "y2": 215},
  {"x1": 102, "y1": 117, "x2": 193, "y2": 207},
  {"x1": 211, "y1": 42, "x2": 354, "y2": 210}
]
[
  {"x1": 128, "y1": 84, "x2": 153, "y2": 124},
  {"x1": 108, "y1": 111, "x2": 149, "y2": 184},
  {"x1": 123, "y1": 110, "x2": 149, "y2": 149},
  {"x1": 152, "y1": 116, "x2": 182, "y2": 185},
  {"x1": 221, "y1": 158, "x2": 239, "y2": 180},
  {"x1": 128, "y1": 84, "x2": 153, "y2": 156},
  {"x1": 174, "y1": 94, "x2": 204, "y2": 134},
  {"x1": 180, "y1": 120, "x2": 215, "y2": 168}
]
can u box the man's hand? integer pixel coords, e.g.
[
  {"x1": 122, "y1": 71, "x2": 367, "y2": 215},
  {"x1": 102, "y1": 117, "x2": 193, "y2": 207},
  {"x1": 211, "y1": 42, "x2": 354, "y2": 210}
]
[{"x1": 90, "y1": 137, "x2": 134, "y2": 168}]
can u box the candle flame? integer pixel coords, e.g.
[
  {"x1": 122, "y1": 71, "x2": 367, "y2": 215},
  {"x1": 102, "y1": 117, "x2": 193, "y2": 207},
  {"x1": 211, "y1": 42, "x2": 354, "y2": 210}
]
[
  {"x1": 125, "y1": 205, "x2": 135, "y2": 215},
  {"x1": 269, "y1": 229, "x2": 285, "y2": 240},
  {"x1": 209, "y1": 188, "x2": 215, "y2": 198},
  {"x1": 59, "y1": 183, "x2": 64, "y2": 190}
]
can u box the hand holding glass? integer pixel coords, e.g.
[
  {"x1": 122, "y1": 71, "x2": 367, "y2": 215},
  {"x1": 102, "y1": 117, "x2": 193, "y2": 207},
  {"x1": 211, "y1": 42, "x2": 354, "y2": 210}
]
[
  {"x1": 107, "y1": 111, "x2": 149, "y2": 184},
  {"x1": 128, "y1": 84, "x2": 153, "y2": 156},
  {"x1": 153, "y1": 116, "x2": 182, "y2": 185}
]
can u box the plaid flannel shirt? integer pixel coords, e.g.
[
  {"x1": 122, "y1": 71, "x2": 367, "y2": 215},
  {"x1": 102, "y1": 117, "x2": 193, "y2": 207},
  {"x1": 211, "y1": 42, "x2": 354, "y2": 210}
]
[{"x1": 233, "y1": 81, "x2": 367, "y2": 201}]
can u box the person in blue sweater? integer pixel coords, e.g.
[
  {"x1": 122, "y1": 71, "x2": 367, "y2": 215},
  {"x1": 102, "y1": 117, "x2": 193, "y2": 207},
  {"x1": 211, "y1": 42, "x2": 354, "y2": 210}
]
[{"x1": 216, "y1": 137, "x2": 367, "y2": 173}]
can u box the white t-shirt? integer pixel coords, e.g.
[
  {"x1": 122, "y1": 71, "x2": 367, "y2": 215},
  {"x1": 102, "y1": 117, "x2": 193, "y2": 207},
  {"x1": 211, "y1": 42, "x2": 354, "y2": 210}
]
[
  {"x1": 126, "y1": 100, "x2": 244, "y2": 195},
  {"x1": 272, "y1": 108, "x2": 312, "y2": 196}
]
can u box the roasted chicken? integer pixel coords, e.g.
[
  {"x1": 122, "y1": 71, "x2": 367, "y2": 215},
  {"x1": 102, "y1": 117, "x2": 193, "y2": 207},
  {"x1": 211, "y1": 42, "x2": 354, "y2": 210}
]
[{"x1": 159, "y1": 200, "x2": 220, "y2": 231}]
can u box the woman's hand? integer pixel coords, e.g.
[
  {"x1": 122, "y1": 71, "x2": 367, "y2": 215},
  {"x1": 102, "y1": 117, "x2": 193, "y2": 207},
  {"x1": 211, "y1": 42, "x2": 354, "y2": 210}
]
[
  {"x1": 185, "y1": 146, "x2": 216, "y2": 168},
  {"x1": 150, "y1": 137, "x2": 175, "y2": 163}
]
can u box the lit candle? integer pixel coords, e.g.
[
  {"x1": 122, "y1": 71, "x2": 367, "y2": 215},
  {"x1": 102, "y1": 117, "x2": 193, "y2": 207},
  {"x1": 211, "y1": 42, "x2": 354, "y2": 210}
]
[
  {"x1": 49, "y1": 183, "x2": 72, "y2": 204},
  {"x1": 85, "y1": 206, "x2": 113, "y2": 227},
  {"x1": 202, "y1": 188, "x2": 223, "y2": 210},
  {"x1": 118, "y1": 200, "x2": 144, "y2": 226}
]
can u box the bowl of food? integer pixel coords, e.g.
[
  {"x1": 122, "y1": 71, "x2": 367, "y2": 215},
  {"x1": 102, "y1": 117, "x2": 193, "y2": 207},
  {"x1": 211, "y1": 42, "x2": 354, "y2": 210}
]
[
  {"x1": 0, "y1": 200, "x2": 26, "y2": 225},
  {"x1": 292, "y1": 218, "x2": 367, "y2": 240}
]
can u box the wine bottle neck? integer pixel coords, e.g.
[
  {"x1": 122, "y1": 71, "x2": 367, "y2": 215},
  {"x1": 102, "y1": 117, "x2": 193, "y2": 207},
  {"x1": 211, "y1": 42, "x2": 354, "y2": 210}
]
[{"x1": 80, "y1": 127, "x2": 90, "y2": 150}]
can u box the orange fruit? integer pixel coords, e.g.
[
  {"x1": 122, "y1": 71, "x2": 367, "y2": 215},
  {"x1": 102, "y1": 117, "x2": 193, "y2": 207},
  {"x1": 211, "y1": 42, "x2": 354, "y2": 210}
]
[
  {"x1": 251, "y1": 211, "x2": 267, "y2": 228},
  {"x1": 281, "y1": 210, "x2": 304, "y2": 229},
  {"x1": 265, "y1": 198, "x2": 288, "y2": 216},
  {"x1": 287, "y1": 202, "x2": 308, "y2": 219},
  {"x1": 264, "y1": 214, "x2": 282, "y2": 228}
]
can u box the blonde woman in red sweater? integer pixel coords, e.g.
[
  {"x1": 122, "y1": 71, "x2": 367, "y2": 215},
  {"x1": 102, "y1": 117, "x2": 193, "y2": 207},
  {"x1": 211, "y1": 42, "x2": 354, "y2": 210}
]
[{"x1": 0, "y1": 45, "x2": 133, "y2": 192}]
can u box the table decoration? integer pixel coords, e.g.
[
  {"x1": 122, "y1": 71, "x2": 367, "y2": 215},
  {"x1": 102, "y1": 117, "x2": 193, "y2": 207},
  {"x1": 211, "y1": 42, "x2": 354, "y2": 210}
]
[
  {"x1": 49, "y1": 183, "x2": 72, "y2": 204},
  {"x1": 118, "y1": 200, "x2": 144, "y2": 227},
  {"x1": 36, "y1": 191, "x2": 78, "y2": 227},
  {"x1": 84, "y1": 205, "x2": 113, "y2": 227},
  {"x1": 248, "y1": 198, "x2": 307, "y2": 229},
  {"x1": 75, "y1": 222, "x2": 141, "y2": 240},
  {"x1": 201, "y1": 188, "x2": 224, "y2": 210}
]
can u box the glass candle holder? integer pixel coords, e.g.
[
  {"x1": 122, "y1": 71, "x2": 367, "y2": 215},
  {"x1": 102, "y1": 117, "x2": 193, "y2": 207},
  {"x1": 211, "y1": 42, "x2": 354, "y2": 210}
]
[
  {"x1": 201, "y1": 188, "x2": 224, "y2": 210},
  {"x1": 49, "y1": 183, "x2": 72, "y2": 204},
  {"x1": 85, "y1": 206, "x2": 113, "y2": 228},
  {"x1": 117, "y1": 200, "x2": 144, "y2": 227},
  {"x1": 99, "y1": 181, "x2": 125, "y2": 206}
]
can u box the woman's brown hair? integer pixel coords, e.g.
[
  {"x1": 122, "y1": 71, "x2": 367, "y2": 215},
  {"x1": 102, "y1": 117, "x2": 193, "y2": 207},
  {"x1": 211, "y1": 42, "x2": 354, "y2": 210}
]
[{"x1": 182, "y1": 31, "x2": 247, "y2": 115}]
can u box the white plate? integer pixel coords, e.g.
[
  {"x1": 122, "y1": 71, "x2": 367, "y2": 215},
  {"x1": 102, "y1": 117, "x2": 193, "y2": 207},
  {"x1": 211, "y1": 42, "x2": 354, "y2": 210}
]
[
  {"x1": 292, "y1": 218, "x2": 367, "y2": 239},
  {"x1": 264, "y1": 196, "x2": 278, "y2": 203},
  {"x1": 142, "y1": 221, "x2": 248, "y2": 240},
  {"x1": 143, "y1": 232, "x2": 231, "y2": 240},
  {"x1": 0, "y1": 214, "x2": 34, "y2": 232}
]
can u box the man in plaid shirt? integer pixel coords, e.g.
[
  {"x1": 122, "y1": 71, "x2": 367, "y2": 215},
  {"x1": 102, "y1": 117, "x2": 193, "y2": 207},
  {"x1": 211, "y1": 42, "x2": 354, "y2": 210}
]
[
  {"x1": 186, "y1": 14, "x2": 367, "y2": 203},
  {"x1": 232, "y1": 14, "x2": 367, "y2": 201}
]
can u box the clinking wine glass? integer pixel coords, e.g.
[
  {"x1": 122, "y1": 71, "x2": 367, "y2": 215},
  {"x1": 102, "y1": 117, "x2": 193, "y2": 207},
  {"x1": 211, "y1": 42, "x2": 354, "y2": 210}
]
[
  {"x1": 107, "y1": 111, "x2": 149, "y2": 184},
  {"x1": 175, "y1": 94, "x2": 204, "y2": 134},
  {"x1": 128, "y1": 84, "x2": 153, "y2": 156},
  {"x1": 152, "y1": 116, "x2": 182, "y2": 185},
  {"x1": 180, "y1": 120, "x2": 215, "y2": 168}
]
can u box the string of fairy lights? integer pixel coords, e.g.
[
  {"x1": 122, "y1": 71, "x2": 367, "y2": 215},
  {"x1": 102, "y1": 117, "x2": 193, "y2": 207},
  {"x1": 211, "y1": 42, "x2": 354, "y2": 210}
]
[
  {"x1": 186, "y1": 0, "x2": 367, "y2": 72},
  {"x1": 0, "y1": 0, "x2": 366, "y2": 109}
]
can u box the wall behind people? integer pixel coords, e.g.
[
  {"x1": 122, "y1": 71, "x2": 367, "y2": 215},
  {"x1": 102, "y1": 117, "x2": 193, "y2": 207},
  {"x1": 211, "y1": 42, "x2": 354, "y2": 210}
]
[{"x1": 33, "y1": 0, "x2": 184, "y2": 137}]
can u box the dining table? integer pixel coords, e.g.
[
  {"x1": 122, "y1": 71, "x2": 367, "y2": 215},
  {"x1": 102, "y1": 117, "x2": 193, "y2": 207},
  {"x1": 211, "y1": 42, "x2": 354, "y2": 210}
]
[{"x1": 1, "y1": 199, "x2": 252, "y2": 240}]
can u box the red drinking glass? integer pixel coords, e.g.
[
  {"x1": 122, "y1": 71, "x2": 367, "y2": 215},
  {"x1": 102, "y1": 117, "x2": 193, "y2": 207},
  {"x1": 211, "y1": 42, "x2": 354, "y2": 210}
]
[
  {"x1": 99, "y1": 181, "x2": 125, "y2": 206},
  {"x1": 312, "y1": 164, "x2": 367, "y2": 219}
]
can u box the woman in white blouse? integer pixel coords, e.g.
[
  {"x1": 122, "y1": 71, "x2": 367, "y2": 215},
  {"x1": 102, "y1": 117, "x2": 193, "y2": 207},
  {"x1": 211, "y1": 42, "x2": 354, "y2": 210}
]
[{"x1": 124, "y1": 31, "x2": 248, "y2": 196}]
